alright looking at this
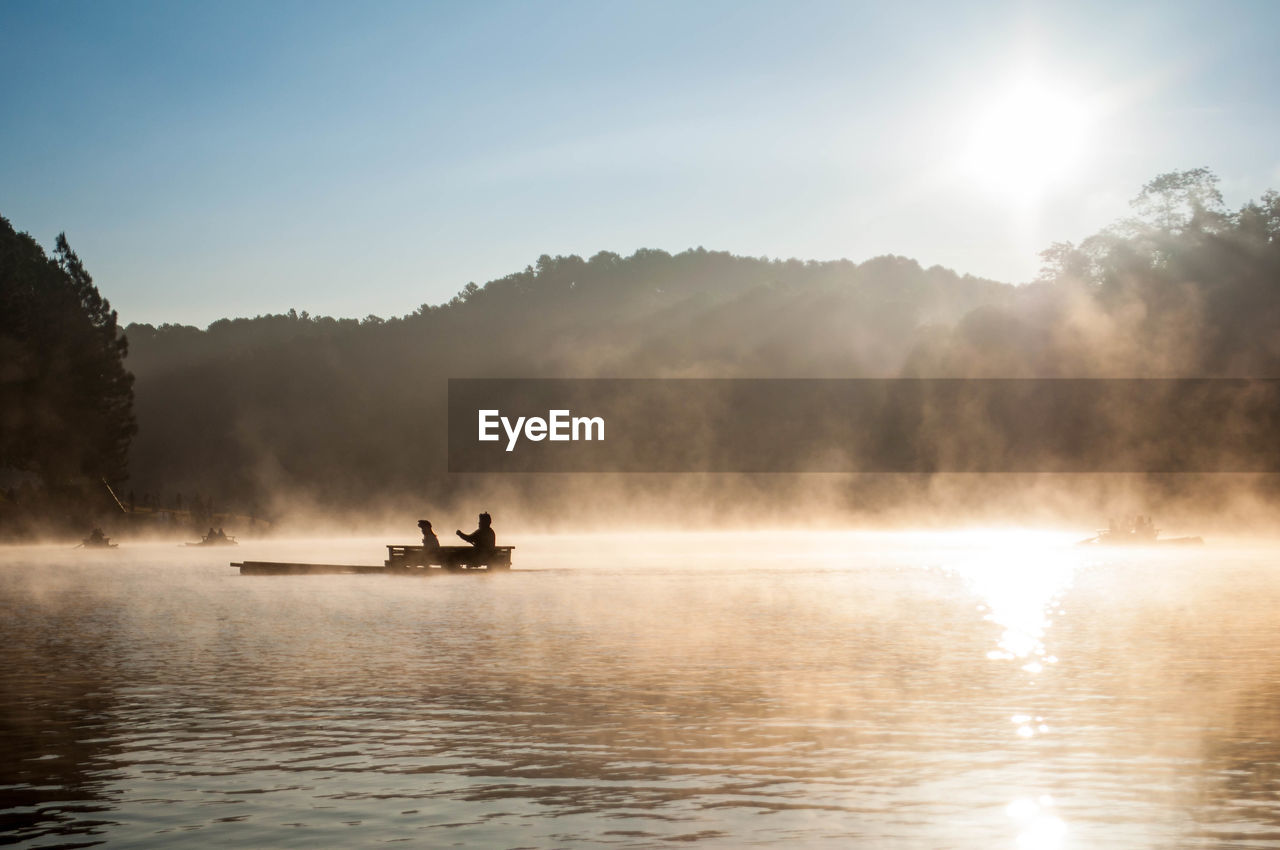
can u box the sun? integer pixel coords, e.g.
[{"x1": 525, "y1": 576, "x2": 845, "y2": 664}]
[{"x1": 962, "y1": 78, "x2": 1093, "y2": 203}]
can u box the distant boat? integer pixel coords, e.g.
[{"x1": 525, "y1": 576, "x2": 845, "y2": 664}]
[
  {"x1": 80, "y1": 531, "x2": 117, "y2": 549},
  {"x1": 1078, "y1": 517, "x2": 1203, "y2": 547},
  {"x1": 187, "y1": 531, "x2": 238, "y2": 547}
]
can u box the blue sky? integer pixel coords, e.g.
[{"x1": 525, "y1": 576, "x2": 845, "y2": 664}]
[{"x1": 2, "y1": 0, "x2": 1278, "y2": 326}]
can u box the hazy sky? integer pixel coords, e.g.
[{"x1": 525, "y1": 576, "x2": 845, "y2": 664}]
[{"x1": 2, "y1": 0, "x2": 1278, "y2": 326}]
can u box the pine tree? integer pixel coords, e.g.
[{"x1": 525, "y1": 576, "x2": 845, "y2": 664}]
[{"x1": 0, "y1": 216, "x2": 136, "y2": 492}]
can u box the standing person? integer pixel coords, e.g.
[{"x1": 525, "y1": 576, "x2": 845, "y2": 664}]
[{"x1": 456, "y1": 512, "x2": 495, "y2": 550}]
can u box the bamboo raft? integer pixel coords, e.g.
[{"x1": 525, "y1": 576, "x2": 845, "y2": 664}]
[{"x1": 233, "y1": 544, "x2": 514, "y2": 575}]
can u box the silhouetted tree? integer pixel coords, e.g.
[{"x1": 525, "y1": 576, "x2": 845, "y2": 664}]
[
  {"x1": 0, "y1": 217, "x2": 136, "y2": 494},
  {"x1": 1130, "y1": 167, "x2": 1227, "y2": 234},
  {"x1": 910, "y1": 169, "x2": 1280, "y2": 378}
]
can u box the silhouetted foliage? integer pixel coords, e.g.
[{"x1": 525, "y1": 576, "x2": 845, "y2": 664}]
[
  {"x1": 0, "y1": 218, "x2": 136, "y2": 495},
  {"x1": 907, "y1": 169, "x2": 1280, "y2": 377}
]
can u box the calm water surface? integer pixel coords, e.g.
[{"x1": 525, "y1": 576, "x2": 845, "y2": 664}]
[{"x1": 2, "y1": 531, "x2": 1279, "y2": 849}]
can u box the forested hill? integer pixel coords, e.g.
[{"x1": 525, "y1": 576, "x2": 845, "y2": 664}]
[
  {"x1": 122, "y1": 170, "x2": 1280, "y2": 518},
  {"x1": 123, "y1": 249, "x2": 1008, "y2": 509},
  {"x1": 126, "y1": 249, "x2": 1010, "y2": 382}
]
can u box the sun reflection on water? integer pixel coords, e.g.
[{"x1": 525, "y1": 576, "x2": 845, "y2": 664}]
[
  {"x1": 945, "y1": 533, "x2": 1082, "y2": 848},
  {"x1": 1007, "y1": 796, "x2": 1067, "y2": 850},
  {"x1": 947, "y1": 536, "x2": 1077, "y2": 673}
]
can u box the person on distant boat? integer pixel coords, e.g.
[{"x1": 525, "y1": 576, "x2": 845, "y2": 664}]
[
  {"x1": 217, "y1": 527, "x2": 227, "y2": 540},
  {"x1": 418, "y1": 519, "x2": 440, "y2": 551},
  {"x1": 457, "y1": 512, "x2": 495, "y2": 550},
  {"x1": 207, "y1": 527, "x2": 217, "y2": 543},
  {"x1": 88, "y1": 528, "x2": 106, "y2": 545}
]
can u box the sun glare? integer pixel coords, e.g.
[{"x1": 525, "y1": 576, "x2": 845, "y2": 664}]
[{"x1": 963, "y1": 78, "x2": 1093, "y2": 203}]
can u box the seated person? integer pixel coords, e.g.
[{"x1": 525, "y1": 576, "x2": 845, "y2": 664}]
[
  {"x1": 417, "y1": 519, "x2": 440, "y2": 550},
  {"x1": 456, "y1": 512, "x2": 496, "y2": 550}
]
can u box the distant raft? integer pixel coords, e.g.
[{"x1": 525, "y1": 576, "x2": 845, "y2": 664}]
[
  {"x1": 233, "y1": 544, "x2": 514, "y2": 576},
  {"x1": 1078, "y1": 533, "x2": 1204, "y2": 546},
  {"x1": 80, "y1": 532, "x2": 117, "y2": 549},
  {"x1": 187, "y1": 536, "x2": 238, "y2": 547},
  {"x1": 1078, "y1": 517, "x2": 1204, "y2": 547}
]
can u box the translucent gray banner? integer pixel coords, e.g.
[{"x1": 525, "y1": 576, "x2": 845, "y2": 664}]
[{"x1": 447, "y1": 379, "x2": 1280, "y2": 473}]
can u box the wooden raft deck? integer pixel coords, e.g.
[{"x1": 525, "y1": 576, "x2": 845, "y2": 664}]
[
  {"x1": 233, "y1": 544, "x2": 515, "y2": 576},
  {"x1": 235, "y1": 562, "x2": 387, "y2": 575}
]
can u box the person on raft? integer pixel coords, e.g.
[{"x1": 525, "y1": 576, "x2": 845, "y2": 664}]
[
  {"x1": 456, "y1": 512, "x2": 495, "y2": 550},
  {"x1": 417, "y1": 519, "x2": 440, "y2": 551}
]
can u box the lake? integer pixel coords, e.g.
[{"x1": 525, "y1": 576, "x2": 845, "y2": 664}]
[{"x1": 2, "y1": 531, "x2": 1278, "y2": 849}]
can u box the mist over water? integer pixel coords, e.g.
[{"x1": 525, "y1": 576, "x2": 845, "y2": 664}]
[{"x1": 3, "y1": 533, "x2": 1279, "y2": 849}]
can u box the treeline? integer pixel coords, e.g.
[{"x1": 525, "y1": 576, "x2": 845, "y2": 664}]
[{"x1": 123, "y1": 249, "x2": 1008, "y2": 515}]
